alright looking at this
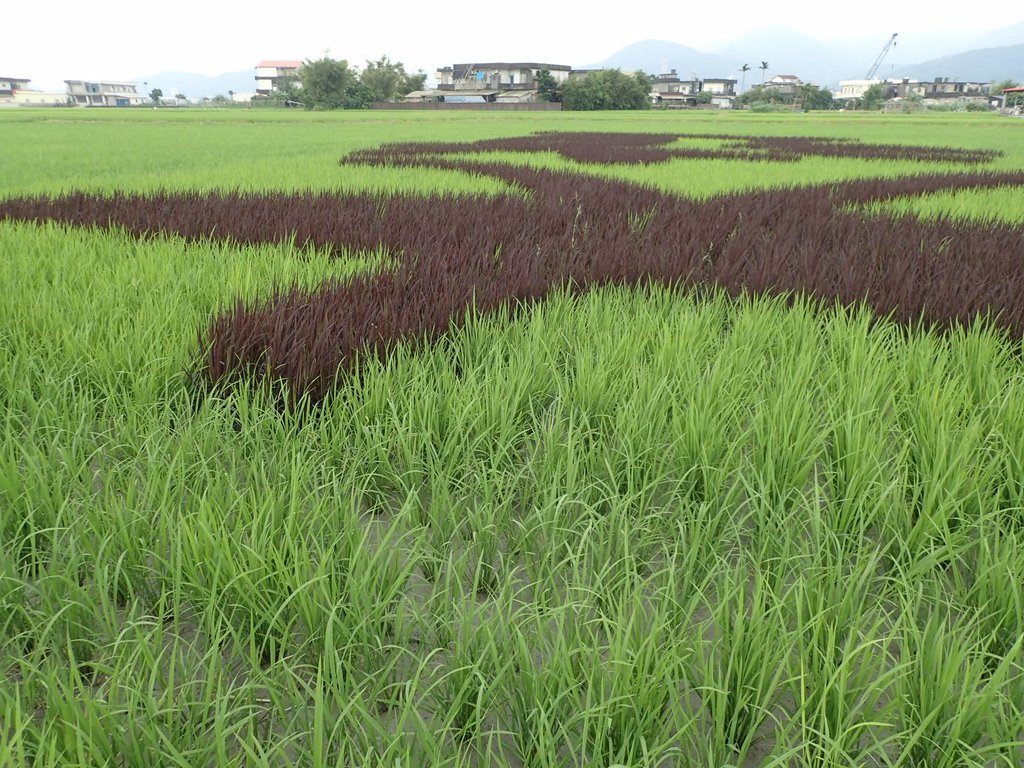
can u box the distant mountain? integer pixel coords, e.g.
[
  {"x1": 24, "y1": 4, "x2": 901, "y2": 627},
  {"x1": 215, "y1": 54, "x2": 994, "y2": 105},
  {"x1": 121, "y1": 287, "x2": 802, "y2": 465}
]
[
  {"x1": 970, "y1": 20, "x2": 1024, "y2": 49},
  {"x1": 891, "y1": 44, "x2": 1024, "y2": 83},
  {"x1": 588, "y1": 40, "x2": 735, "y2": 80},
  {"x1": 130, "y1": 70, "x2": 255, "y2": 99}
]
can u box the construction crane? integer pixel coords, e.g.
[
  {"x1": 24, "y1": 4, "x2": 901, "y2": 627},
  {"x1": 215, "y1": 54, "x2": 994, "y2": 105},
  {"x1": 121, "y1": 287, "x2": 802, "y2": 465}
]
[{"x1": 865, "y1": 33, "x2": 898, "y2": 80}]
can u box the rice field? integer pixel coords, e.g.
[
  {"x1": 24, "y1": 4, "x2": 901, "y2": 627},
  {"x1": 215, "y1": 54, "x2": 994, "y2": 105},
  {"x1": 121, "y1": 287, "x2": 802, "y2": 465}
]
[{"x1": 1, "y1": 108, "x2": 1023, "y2": 767}]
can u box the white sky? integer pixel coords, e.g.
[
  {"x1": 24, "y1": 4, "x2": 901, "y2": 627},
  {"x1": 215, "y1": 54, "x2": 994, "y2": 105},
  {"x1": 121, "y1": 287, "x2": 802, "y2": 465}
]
[{"x1": 5, "y1": 0, "x2": 1022, "y2": 91}]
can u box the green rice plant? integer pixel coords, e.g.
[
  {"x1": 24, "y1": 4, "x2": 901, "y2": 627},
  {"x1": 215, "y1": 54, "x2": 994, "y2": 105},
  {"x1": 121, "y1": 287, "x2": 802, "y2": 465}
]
[
  {"x1": 891, "y1": 594, "x2": 1024, "y2": 768},
  {"x1": 501, "y1": 604, "x2": 586, "y2": 768},
  {"x1": 894, "y1": 335, "x2": 1001, "y2": 561},
  {"x1": 744, "y1": 302, "x2": 829, "y2": 515},
  {"x1": 780, "y1": 540, "x2": 898, "y2": 766},
  {"x1": 569, "y1": 580, "x2": 692, "y2": 766},
  {"x1": 820, "y1": 306, "x2": 904, "y2": 543},
  {"x1": 689, "y1": 559, "x2": 792, "y2": 764}
]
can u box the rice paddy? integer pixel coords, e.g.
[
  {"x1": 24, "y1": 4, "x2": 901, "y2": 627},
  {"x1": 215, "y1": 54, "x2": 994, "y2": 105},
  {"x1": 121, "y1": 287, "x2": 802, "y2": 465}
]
[{"x1": 1, "y1": 108, "x2": 1023, "y2": 767}]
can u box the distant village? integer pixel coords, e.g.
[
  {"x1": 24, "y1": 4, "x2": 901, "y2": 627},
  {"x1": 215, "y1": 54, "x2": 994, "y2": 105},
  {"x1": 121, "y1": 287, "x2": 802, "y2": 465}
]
[{"x1": 2, "y1": 60, "x2": 1022, "y2": 112}]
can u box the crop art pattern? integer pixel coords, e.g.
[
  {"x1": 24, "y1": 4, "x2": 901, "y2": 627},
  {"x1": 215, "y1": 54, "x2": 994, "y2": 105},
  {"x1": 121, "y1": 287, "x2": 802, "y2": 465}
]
[{"x1": 2, "y1": 132, "x2": 1023, "y2": 400}]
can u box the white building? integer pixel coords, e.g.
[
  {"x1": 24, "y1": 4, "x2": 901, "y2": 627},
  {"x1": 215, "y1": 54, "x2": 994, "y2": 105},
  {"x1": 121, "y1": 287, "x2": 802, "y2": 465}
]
[
  {"x1": 255, "y1": 60, "x2": 302, "y2": 96},
  {"x1": 435, "y1": 62, "x2": 571, "y2": 93},
  {"x1": 65, "y1": 80, "x2": 147, "y2": 106},
  {"x1": 836, "y1": 79, "x2": 882, "y2": 100},
  {"x1": 0, "y1": 77, "x2": 66, "y2": 106}
]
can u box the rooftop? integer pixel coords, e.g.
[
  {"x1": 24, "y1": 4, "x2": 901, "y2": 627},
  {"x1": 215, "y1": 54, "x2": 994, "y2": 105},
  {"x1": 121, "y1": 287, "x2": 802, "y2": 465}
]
[{"x1": 257, "y1": 60, "x2": 302, "y2": 69}]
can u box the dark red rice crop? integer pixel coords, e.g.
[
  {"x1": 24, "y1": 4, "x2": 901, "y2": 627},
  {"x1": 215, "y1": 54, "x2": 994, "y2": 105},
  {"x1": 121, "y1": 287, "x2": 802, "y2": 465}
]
[{"x1": 0, "y1": 132, "x2": 1020, "y2": 400}]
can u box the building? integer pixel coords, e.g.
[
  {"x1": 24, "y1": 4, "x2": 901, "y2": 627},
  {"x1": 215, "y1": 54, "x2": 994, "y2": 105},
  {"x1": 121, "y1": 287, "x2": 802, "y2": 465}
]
[
  {"x1": 701, "y1": 78, "x2": 738, "y2": 108},
  {"x1": 651, "y1": 70, "x2": 702, "y2": 108},
  {"x1": 255, "y1": 60, "x2": 302, "y2": 96},
  {"x1": 887, "y1": 77, "x2": 989, "y2": 102},
  {"x1": 838, "y1": 77, "x2": 990, "y2": 105},
  {"x1": 836, "y1": 79, "x2": 881, "y2": 100},
  {"x1": 65, "y1": 80, "x2": 146, "y2": 106},
  {"x1": 765, "y1": 74, "x2": 804, "y2": 97},
  {"x1": 1, "y1": 77, "x2": 32, "y2": 96},
  {"x1": 0, "y1": 77, "x2": 66, "y2": 106},
  {"x1": 651, "y1": 70, "x2": 700, "y2": 96},
  {"x1": 434, "y1": 62, "x2": 570, "y2": 102}
]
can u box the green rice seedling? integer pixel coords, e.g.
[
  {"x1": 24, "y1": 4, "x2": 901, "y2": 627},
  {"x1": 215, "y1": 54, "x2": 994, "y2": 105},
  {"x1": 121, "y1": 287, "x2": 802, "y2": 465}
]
[
  {"x1": 427, "y1": 593, "x2": 507, "y2": 745},
  {"x1": 780, "y1": 539, "x2": 898, "y2": 767},
  {"x1": 690, "y1": 558, "x2": 792, "y2": 765},
  {"x1": 0, "y1": 547, "x2": 29, "y2": 662},
  {"x1": 892, "y1": 594, "x2": 1024, "y2": 768},
  {"x1": 820, "y1": 307, "x2": 904, "y2": 544},
  {"x1": 3, "y1": 110, "x2": 1024, "y2": 766},
  {"x1": 501, "y1": 604, "x2": 586, "y2": 768},
  {"x1": 951, "y1": 524, "x2": 1024, "y2": 670},
  {"x1": 569, "y1": 579, "x2": 691, "y2": 766},
  {"x1": 894, "y1": 336, "x2": 1001, "y2": 562},
  {"x1": 745, "y1": 302, "x2": 829, "y2": 516}
]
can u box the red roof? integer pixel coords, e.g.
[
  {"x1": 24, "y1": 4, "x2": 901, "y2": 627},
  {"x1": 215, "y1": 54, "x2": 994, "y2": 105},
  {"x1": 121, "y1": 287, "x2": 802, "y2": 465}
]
[
  {"x1": 257, "y1": 60, "x2": 302, "y2": 69},
  {"x1": 1003, "y1": 86, "x2": 1024, "y2": 93}
]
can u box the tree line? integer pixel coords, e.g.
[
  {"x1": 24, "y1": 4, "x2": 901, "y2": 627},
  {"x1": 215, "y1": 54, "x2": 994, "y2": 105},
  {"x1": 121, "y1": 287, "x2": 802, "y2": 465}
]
[{"x1": 271, "y1": 55, "x2": 426, "y2": 109}]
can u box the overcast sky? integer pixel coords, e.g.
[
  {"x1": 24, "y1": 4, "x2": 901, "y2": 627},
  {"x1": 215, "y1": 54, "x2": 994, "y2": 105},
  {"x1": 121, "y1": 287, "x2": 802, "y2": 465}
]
[{"x1": 6, "y1": 0, "x2": 1022, "y2": 91}]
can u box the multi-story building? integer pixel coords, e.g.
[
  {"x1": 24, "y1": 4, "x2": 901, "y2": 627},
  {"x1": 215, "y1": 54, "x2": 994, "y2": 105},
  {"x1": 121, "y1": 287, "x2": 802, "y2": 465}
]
[
  {"x1": 255, "y1": 60, "x2": 302, "y2": 96},
  {"x1": 65, "y1": 80, "x2": 146, "y2": 106},
  {"x1": 0, "y1": 77, "x2": 65, "y2": 107},
  {"x1": 1, "y1": 77, "x2": 32, "y2": 96},
  {"x1": 765, "y1": 74, "x2": 804, "y2": 97},
  {"x1": 434, "y1": 62, "x2": 571, "y2": 100}
]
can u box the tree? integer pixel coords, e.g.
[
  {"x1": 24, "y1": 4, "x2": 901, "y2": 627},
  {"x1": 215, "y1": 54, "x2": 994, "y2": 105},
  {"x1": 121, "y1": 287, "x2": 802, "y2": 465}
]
[
  {"x1": 992, "y1": 79, "x2": 1022, "y2": 108},
  {"x1": 269, "y1": 75, "x2": 302, "y2": 107},
  {"x1": 361, "y1": 56, "x2": 426, "y2": 102},
  {"x1": 737, "y1": 83, "x2": 778, "y2": 107},
  {"x1": 299, "y1": 55, "x2": 368, "y2": 109},
  {"x1": 174, "y1": 92, "x2": 186, "y2": 100},
  {"x1": 858, "y1": 83, "x2": 886, "y2": 110},
  {"x1": 759, "y1": 61, "x2": 769, "y2": 84},
  {"x1": 149, "y1": 88, "x2": 163, "y2": 104},
  {"x1": 561, "y1": 69, "x2": 652, "y2": 111},
  {"x1": 537, "y1": 67, "x2": 561, "y2": 102},
  {"x1": 798, "y1": 83, "x2": 833, "y2": 111},
  {"x1": 738, "y1": 63, "x2": 750, "y2": 93}
]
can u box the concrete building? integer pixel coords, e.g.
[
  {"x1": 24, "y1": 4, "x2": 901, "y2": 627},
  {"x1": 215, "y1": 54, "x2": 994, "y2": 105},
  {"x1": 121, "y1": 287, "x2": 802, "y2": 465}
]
[
  {"x1": 435, "y1": 62, "x2": 571, "y2": 96},
  {"x1": 765, "y1": 74, "x2": 804, "y2": 97},
  {"x1": 1, "y1": 77, "x2": 32, "y2": 96},
  {"x1": 0, "y1": 77, "x2": 65, "y2": 106},
  {"x1": 65, "y1": 80, "x2": 146, "y2": 106},
  {"x1": 651, "y1": 70, "x2": 700, "y2": 95},
  {"x1": 836, "y1": 79, "x2": 881, "y2": 100},
  {"x1": 255, "y1": 60, "x2": 302, "y2": 96}
]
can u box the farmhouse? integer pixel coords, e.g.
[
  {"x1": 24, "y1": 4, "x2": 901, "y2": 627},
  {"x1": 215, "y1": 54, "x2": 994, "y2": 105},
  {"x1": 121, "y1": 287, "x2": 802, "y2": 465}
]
[
  {"x1": 64, "y1": 80, "x2": 146, "y2": 106},
  {"x1": 255, "y1": 60, "x2": 302, "y2": 96}
]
